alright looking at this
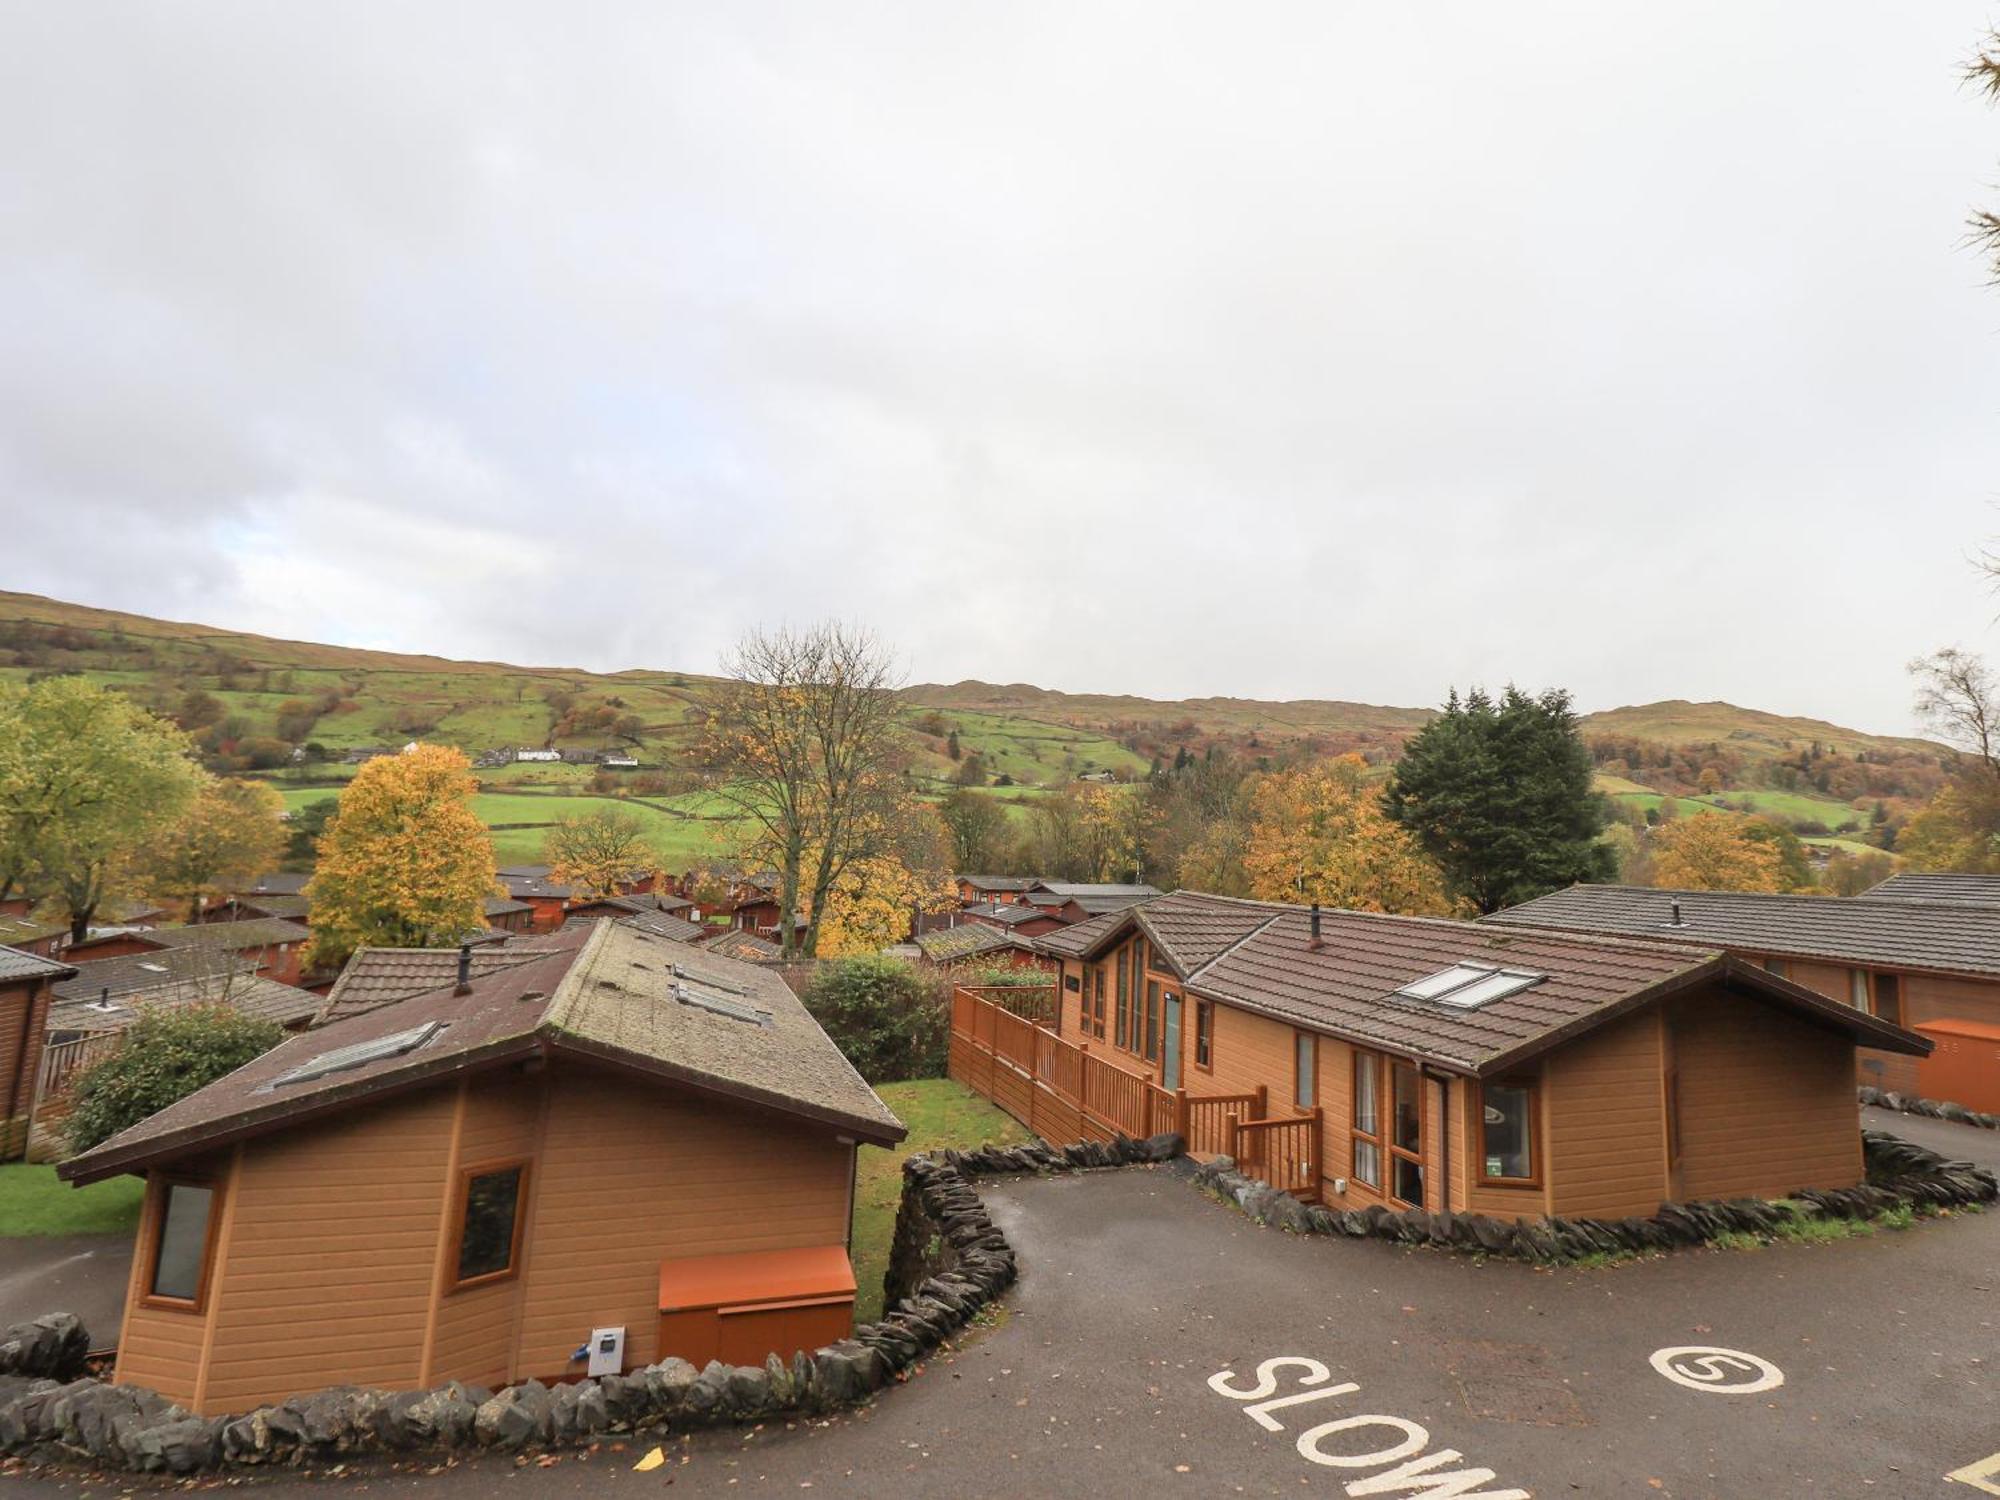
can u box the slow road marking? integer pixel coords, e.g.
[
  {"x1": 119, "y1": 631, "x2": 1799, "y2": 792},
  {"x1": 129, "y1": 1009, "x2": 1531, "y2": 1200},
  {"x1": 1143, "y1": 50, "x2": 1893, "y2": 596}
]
[
  {"x1": 1648, "y1": 1346, "x2": 1785, "y2": 1395},
  {"x1": 1947, "y1": 1451, "x2": 2000, "y2": 1494}
]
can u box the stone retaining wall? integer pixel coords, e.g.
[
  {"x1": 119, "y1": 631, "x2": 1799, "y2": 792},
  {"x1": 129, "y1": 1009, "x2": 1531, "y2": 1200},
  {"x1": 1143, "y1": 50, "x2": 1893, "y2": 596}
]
[
  {"x1": 1182, "y1": 1128, "x2": 1996, "y2": 1261},
  {"x1": 1859, "y1": 1084, "x2": 2000, "y2": 1131},
  {"x1": 0, "y1": 1131, "x2": 1182, "y2": 1477}
]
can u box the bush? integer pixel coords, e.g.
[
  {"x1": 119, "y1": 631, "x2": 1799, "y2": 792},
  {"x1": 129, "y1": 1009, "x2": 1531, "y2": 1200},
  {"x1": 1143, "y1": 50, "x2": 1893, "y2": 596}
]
[
  {"x1": 66, "y1": 1004, "x2": 287, "y2": 1153},
  {"x1": 800, "y1": 956, "x2": 948, "y2": 1083}
]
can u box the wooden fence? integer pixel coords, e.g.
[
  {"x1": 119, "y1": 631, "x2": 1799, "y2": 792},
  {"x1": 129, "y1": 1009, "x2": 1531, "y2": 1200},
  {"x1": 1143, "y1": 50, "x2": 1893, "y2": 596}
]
[
  {"x1": 949, "y1": 986, "x2": 1321, "y2": 1202},
  {"x1": 24, "y1": 1030, "x2": 122, "y2": 1164}
]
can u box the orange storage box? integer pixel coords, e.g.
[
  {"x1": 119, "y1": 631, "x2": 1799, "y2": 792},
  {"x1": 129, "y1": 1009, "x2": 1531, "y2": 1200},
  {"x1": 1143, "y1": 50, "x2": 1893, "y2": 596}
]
[
  {"x1": 1913, "y1": 1019, "x2": 2000, "y2": 1114},
  {"x1": 658, "y1": 1245, "x2": 857, "y2": 1368}
]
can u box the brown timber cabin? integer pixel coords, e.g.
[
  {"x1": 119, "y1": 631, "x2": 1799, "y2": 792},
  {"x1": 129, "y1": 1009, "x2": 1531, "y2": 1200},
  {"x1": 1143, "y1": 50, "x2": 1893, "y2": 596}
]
[
  {"x1": 1491, "y1": 876, "x2": 2000, "y2": 1104},
  {"x1": 59, "y1": 921, "x2": 905, "y2": 1418},
  {"x1": 993, "y1": 892, "x2": 1925, "y2": 1220}
]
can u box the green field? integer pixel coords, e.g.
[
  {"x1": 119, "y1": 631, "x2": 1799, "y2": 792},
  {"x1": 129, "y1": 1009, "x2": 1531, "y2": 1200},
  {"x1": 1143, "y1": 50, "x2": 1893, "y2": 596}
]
[{"x1": 280, "y1": 786, "x2": 739, "y2": 869}]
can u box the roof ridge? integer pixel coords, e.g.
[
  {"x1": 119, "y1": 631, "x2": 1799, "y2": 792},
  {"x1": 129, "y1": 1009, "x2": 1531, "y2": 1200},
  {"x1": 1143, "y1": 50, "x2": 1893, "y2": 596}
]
[
  {"x1": 1182, "y1": 912, "x2": 1285, "y2": 982},
  {"x1": 541, "y1": 917, "x2": 619, "y2": 1034}
]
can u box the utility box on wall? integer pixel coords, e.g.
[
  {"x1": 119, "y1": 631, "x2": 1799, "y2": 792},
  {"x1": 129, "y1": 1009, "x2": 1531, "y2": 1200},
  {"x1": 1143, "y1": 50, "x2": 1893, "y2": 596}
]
[
  {"x1": 1914, "y1": 1019, "x2": 2000, "y2": 1114},
  {"x1": 658, "y1": 1245, "x2": 857, "y2": 1368},
  {"x1": 586, "y1": 1326, "x2": 626, "y2": 1377}
]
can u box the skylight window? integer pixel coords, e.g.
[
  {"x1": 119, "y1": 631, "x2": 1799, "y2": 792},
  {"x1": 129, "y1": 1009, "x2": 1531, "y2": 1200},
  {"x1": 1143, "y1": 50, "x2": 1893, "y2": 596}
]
[
  {"x1": 1394, "y1": 963, "x2": 1546, "y2": 1010},
  {"x1": 137, "y1": 962, "x2": 169, "y2": 973},
  {"x1": 674, "y1": 982, "x2": 773, "y2": 1026},
  {"x1": 670, "y1": 963, "x2": 750, "y2": 997},
  {"x1": 273, "y1": 1020, "x2": 446, "y2": 1087}
]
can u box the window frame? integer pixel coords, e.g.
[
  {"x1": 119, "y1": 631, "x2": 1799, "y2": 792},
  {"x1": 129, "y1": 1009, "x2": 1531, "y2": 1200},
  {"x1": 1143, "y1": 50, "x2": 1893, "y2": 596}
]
[
  {"x1": 1143, "y1": 978, "x2": 1160, "y2": 1063},
  {"x1": 1193, "y1": 997, "x2": 1214, "y2": 1072},
  {"x1": 1294, "y1": 1030, "x2": 1317, "y2": 1110},
  {"x1": 447, "y1": 1156, "x2": 532, "y2": 1294},
  {"x1": 1475, "y1": 1077, "x2": 1541, "y2": 1188},
  {"x1": 1873, "y1": 971, "x2": 1903, "y2": 1027},
  {"x1": 1387, "y1": 1060, "x2": 1426, "y2": 1209},
  {"x1": 1849, "y1": 968, "x2": 1871, "y2": 1014},
  {"x1": 140, "y1": 1172, "x2": 223, "y2": 1314},
  {"x1": 1090, "y1": 963, "x2": 1107, "y2": 1040},
  {"x1": 1351, "y1": 1050, "x2": 1384, "y2": 1191}
]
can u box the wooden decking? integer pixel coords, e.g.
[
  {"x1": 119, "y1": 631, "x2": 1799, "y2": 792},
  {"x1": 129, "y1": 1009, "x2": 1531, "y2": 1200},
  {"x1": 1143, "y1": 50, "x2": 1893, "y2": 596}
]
[{"x1": 949, "y1": 985, "x2": 1322, "y2": 1201}]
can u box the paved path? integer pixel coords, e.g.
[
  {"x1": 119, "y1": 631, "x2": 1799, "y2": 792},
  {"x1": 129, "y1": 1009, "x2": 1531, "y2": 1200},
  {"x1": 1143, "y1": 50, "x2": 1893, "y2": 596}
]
[
  {"x1": 0, "y1": 1235, "x2": 129, "y2": 1348},
  {"x1": 9, "y1": 1109, "x2": 1999, "y2": 1497}
]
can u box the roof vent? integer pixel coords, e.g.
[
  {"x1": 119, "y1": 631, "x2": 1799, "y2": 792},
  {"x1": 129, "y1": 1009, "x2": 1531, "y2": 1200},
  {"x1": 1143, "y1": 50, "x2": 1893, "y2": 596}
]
[
  {"x1": 1393, "y1": 963, "x2": 1546, "y2": 1011},
  {"x1": 272, "y1": 1020, "x2": 447, "y2": 1087},
  {"x1": 1666, "y1": 900, "x2": 1686, "y2": 928},
  {"x1": 1309, "y1": 903, "x2": 1323, "y2": 950},
  {"x1": 454, "y1": 942, "x2": 472, "y2": 995}
]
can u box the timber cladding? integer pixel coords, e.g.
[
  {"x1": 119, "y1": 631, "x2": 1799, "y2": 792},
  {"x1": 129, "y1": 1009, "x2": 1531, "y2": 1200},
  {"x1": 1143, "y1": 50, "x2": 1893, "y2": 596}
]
[{"x1": 112, "y1": 1064, "x2": 857, "y2": 1416}]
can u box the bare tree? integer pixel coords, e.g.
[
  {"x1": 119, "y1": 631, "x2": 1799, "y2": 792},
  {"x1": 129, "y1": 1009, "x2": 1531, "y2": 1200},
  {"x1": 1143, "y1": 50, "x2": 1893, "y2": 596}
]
[
  {"x1": 1911, "y1": 648, "x2": 2000, "y2": 776},
  {"x1": 707, "y1": 624, "x2": 907, "y2": 957},
  {"x1": 1969, "y1": 33, "x2": 2000, "y2": 281}
]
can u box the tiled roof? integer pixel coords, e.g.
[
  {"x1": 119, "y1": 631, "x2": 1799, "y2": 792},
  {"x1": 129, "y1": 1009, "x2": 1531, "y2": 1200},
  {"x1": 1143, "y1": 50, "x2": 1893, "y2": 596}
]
[
  {"x1": 50, "y1": 974, "x2": 322, "y2": 1035},
  {"x1": 1862, "y1": 872, "x2": 2000, "y2": 908},
  {"x1": 230, "y1": 893, "x2": 311, "y2": 920},
  {"x1": 315, "y1": 933, "x2": 584, "y2": 1027},
  {"x1": 914, "y1": 925, "x2": 1019, "y2": 963},
  {"x1": 1488, "y1": 884, "x2": 2000, "y2": 980},
  {"x1": 0, "y1": 913, "x2": 68, "y2": 948},
  {"x1": 958, "y1": 875, "x2": 1038, "y2": 893},
  {"x1": 964, "y1": 902, "x2": 1053, "y2": 929},
  {"x1": 143, "y1": 917, "x2": 312, "y2": 952},
  {"x1": 700, "y1": 930, "x2": 784, "y2": 963},
  {"x1": 484, "y1": 895, "x2": 535, "y2": 918},
  {"x1": 1038, "y1": 891, "x2": 1923, "y2": 1075},
  {"x1": 562, "y1": 908, "x2": 705, "y2": 943},
  {"x1": 63, "y1": 921, "x2": 904, "y2": 1184},
  {"x1": 0, "y1": 944, "x2": 76, "y2": 985},
  {"x1": 56, "y1": 950, "x2": 261, "y2": 1004},
  {"x1": 242, "y1": 873, "x2": 310, "y2": 896}
]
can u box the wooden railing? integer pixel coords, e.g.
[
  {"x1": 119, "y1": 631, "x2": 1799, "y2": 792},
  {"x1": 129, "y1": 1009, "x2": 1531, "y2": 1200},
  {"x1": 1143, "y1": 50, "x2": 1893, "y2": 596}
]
[
  {"x1": 1232, "y1": 1109, "x2": 1323, "y2": 1199},
  {"x1": 35, "y1": 1031, "x2": 121, "y2": 1103},
  {"x1": 959, "y1": 982, "x2": 1058, "y2": 1026},
  {"x1": 949, "y1": 985, "x2": 1320, "y2": 1202}
]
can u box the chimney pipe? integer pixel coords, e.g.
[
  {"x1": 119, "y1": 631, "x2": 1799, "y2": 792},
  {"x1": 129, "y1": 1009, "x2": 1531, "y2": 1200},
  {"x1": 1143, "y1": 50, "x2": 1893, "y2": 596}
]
[
  {"x1": 454, "y1": 941, "x2": 472, "y2": 994},
  {"x1": 1670, "y1": 900, "x2": 1683, "y2": 928},
  {"x1": 1309, "y1": 903, "x2": 1323, "y2": 949}
]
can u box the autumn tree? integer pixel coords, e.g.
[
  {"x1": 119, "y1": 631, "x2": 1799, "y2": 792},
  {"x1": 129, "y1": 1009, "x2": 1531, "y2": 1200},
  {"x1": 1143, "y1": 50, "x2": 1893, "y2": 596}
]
[
  {"x1": 544, "y1": 806, "x2": 659, "y2": 900},
  {"x1": 705, "y1": 623, "x2": 908, "y2": 957},
  {"x1": 303, "y1": 745, "x2": 500, "y2": 969},
  {"x1": 131, "y1": 776, "x2": 288, "y2": 921},
  {"x1": 0, "y1": 678, "x2": 204, "y2": 939},
  {"x1": 1239, "y1": 756, "x2": 1459, "y2": 915},
  {"x1": 1384, "y1": 687, "x2": 1613, "y2": 913},
  {"x1": 1902, "y1": 650, "x2": 2000, "y2": 871},
  {"x1": 1649, "y1": 812, "x2": 1784, "y2": 892},
  {"x1": 938, "y1": 788, "x2": 1008, "y2": 873},
  {"x1": 1823, "y1": 848, "x2": 1897, "y2": 896}
]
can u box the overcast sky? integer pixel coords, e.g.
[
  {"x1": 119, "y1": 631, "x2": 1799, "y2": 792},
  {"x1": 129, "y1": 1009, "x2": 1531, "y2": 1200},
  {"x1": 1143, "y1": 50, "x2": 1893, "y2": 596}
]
[{"x1": 4, "y1": 4, "x2": 1999, "y2": 735}]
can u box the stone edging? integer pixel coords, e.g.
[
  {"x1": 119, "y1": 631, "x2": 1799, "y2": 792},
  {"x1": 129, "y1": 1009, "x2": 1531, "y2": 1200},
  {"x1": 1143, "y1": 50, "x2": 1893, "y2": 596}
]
[
  {"x1": 0, "y1": 1132, "x2": 1181, "y2": 1477},
  {"x1": 1859, "y1": 1084, "x2": 2000, "y2": 1131},
  {"x1": 1179, "y1": 1129, "x2": 1997, "y2": 1263}
]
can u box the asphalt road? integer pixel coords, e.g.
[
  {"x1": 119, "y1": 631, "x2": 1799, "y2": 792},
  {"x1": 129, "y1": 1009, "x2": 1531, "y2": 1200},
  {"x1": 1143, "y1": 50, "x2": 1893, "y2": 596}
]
[
  {"x1": 0, "y1": 1234, "x2": 129, "y2": 1348},
  {"x1": 9, "y1": 1108, "x2": 1998, "y2": 1498}
]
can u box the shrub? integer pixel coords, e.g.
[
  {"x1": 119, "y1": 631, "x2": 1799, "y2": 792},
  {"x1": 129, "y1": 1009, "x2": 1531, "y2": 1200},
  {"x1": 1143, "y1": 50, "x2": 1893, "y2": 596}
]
[
  {"x1": 800, "y1": 956, "x2": 948, "y2": 1083},
  {"x1": 66, "y1": 1004, "x2": 286, "y2": 1153}
]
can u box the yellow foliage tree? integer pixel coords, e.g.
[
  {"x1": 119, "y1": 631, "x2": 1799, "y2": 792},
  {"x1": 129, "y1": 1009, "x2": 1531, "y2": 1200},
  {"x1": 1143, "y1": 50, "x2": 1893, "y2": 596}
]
[
  {"x1": 1238, "y1": 756, "x2": 1459, "y2": 915},
  {"x1": 811, "y1": 801, "x2": 957, "y2": 958},
  {"x1": 1648, "y1": 812, "x2": 1784, "y2": 892},
  {"x1": 304, "y1": 745, "x2": 501, "y2": 970},
  {"x1": 1897, "y1": 780, "x2": 2000, "y2": 873},
  {"x1": 132, "y1": 776, "x2": 288, "y2": 921},
  {"x1": 545, "y1": 806, "x2": 659, "y2": 900}
]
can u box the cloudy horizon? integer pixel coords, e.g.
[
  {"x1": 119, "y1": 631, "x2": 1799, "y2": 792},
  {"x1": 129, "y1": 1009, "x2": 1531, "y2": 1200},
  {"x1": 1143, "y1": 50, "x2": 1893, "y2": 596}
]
[{"x1": 4, "y1": 3, "x2": 1999, "y2": 737}]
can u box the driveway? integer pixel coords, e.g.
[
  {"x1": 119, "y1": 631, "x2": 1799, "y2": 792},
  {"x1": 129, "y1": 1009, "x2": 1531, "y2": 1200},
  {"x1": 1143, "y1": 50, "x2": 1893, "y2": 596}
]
[
  {"x1": 8, "y1": 1109, "x2": 1999, "y2": 1496},
  {"x1": 0, "y1": 1235, "x2": 129, "y2": 1349}
]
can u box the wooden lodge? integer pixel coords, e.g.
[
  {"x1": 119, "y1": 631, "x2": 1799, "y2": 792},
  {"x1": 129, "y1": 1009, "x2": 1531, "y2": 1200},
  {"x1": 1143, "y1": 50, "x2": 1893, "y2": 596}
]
[
  {"x1": 1, "y1": 945, "x2": 77, "y2": 1161},
  {"x1": 1492, "y1": 876, "x2": 2000, "y2": 1107},
  {"x1": 948, "y1": 892, "x2": 1926, "y2": 1218},
  {"x1": 60, "y1": 921, "x2": 905, "y2": 1417}
]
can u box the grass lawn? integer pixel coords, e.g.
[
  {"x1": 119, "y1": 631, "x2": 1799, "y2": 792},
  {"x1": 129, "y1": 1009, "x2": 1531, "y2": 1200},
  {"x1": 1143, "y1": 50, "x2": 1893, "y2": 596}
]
[
  {"x1": 849, "y1": 1078, "x2": 1029, "y2": 1323},
  {"x1": 0, "y1": 1164, "x2": 144, "y2": 1237}
]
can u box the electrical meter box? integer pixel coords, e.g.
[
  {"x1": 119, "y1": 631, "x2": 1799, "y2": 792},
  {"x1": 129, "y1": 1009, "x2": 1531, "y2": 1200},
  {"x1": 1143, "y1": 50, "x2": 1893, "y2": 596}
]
[{"x1": 586, "y1": 1326, "x2": 626, "y2": 1377}]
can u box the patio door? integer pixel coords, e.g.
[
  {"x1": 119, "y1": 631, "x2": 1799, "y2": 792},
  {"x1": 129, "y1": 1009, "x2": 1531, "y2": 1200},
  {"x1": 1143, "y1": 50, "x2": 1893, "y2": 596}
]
[{"x1": 1160, "y1": 992, "x2": 1182, "y2": 1091}]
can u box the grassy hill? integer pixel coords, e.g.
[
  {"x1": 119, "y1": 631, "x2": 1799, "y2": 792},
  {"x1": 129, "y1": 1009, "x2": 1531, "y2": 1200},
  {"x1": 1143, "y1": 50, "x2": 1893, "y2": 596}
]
[{"x1": 0, "y1": 590, "x2": 1947, "y2": 861}]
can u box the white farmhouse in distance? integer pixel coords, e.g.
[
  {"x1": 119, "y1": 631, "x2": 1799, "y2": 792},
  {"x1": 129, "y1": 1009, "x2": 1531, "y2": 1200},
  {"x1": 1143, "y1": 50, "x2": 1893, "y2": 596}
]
[{"x1": 516, "y1": 747, "x2": 562, "y2": 763}]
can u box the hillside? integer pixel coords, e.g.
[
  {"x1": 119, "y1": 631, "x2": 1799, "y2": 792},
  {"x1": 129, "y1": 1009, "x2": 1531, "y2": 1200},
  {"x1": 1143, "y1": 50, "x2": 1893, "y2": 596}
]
[{"x1": 0, "y1": 591, "x2": 1951, "y2": 860}]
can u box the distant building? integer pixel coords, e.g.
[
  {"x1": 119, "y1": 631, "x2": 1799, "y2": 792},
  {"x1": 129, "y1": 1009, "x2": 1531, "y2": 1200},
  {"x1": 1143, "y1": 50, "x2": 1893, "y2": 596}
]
[{"x1": 515, "y1": 747, "x2": 562, "y2": 763}]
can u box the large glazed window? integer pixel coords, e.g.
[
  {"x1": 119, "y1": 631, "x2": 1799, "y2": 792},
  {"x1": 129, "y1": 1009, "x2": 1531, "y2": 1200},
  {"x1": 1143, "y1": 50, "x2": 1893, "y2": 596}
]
[
  {"x1": 453, "y1": 1161, "x2": 528, "y2": 1289},
  {"x1": 148, "y1": 1180, "x2": 216, "y2": 1306},
  {"x1": 1389, "y1": 1062, "x2": 1424, "y2": 1207},
  {"x1": 1480, "y1": 1081, "x2": 1538, "y2": 1185},
  {"x1": 1351, "y1": 1050, "x2": 1383, "y2": 1189}
]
